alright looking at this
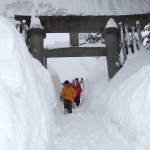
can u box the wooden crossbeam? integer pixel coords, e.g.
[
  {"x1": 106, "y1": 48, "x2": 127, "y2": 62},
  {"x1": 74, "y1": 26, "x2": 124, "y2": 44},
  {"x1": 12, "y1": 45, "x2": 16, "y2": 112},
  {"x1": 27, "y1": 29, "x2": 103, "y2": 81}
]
[
  {"x1": 15, "y1": 14, "x2": 150, "y2": 33},
  {"x1": 41, "y1": 15, "x2": 150, "y2": 33},
  {"x1": 43, "y1": 47, "x2": 106, "y2": 58}
]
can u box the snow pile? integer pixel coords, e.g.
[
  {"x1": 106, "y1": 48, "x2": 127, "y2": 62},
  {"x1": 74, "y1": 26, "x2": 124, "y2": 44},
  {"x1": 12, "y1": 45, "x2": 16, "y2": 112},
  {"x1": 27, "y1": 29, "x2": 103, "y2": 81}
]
[
  {"x1": 89, "y1": 49, "x2": 150, "y2": 149},
  {"x1": 0, "y1": 16, "x2": 56, "y2": 150},
  {"x1": 44, "y1": 33, "x2": 70, "y2": 46},
  {"x1": 105, "y1": 18, "x2": 118, "y2": 28},
  {"x1": 0, "y1": 0, "x2": 6, "y2": 16},
  {"x1": 30, "y1": 16, "x2": 44, "y2": 29},
  {"x1": 5, "y1": 0, "x2": 150, "y2": 17},
  {"x1": 46, "y1": 42, "x2": 70, "y2": 50},
  {"x1": 47, "y1": 57, "x2": 101, "y2": 82},
  {"x1": 47, "y1": 65, "x2": 62, "y2": 114}
]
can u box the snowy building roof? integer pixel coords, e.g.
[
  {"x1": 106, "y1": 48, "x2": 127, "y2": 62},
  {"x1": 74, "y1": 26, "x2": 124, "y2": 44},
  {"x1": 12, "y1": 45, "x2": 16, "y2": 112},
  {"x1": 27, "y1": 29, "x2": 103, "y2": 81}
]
[{"x1": 6, "y1": 0, "x2": 150, "y2": 17}]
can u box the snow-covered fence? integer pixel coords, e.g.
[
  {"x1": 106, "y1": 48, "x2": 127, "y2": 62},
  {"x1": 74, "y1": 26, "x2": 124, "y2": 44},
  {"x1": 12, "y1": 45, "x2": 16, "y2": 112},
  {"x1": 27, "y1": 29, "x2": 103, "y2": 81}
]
[
  {"x1": 143, "y1": 23, "x2": 150, "y2": 51},
  {"x1": 131, "y1": 26, "x2": 138, "y2": 52},
  {"x1": 21, "y1": 20, "x2": 27, "y2": 41},
  {"x1": 119, "y1": 20, "x2": 143, "y2": 63},
  {"x1": 119, "y1": 23, "x2": 127, "y2": 63},
  {"x1": 15, "y1": 19, "x2": 28, "y2": 44},
  {"x1": 136, "y1": 21, "x2": 143, "y2": 50}
]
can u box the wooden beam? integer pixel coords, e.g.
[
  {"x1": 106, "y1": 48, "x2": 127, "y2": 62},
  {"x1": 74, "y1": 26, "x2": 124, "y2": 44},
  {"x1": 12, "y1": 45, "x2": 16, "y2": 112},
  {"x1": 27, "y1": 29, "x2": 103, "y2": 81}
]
[
  {"x1": 15, "y1": 14, "x2": 150, "y2": 33},
  {"x1": 41, "y1": 16, "x2": 106, "y2": 33},
  {"x1": 44, "y1": 47, "x2": 106, "y2": 58}
]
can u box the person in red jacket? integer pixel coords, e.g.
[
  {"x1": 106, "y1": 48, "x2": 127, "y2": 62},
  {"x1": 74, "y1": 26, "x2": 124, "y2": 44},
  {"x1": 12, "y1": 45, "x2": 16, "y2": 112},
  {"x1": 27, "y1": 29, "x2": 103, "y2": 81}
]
[{"x1": 72, "y1": 78, "x2": 82, "y2": 107}]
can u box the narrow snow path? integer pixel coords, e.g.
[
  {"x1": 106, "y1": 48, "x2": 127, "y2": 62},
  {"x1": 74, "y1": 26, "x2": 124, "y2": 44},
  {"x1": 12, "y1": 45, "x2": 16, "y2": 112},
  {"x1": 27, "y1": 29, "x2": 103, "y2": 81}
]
[{"x1": 52, "y1": 106, "x2": 127, "y2": 150}]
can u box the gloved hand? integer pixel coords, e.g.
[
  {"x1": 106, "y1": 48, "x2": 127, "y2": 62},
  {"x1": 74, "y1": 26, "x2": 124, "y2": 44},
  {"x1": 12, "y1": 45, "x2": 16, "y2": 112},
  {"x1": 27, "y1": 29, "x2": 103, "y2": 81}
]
[{"x1": 60, "y1": 97, "x2": 63, "y2": 102}]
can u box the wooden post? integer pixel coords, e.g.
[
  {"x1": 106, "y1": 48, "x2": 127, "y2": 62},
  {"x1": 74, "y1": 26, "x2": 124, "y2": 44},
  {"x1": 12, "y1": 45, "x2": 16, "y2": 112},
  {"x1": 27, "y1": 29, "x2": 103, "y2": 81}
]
[
  {"x1": 70, "y1": 32, "x2": 79, "y2": 46},
  {"x1": 43, "y1": 49, "x2": 47, "y2": 69},
  {"x1": 27, "y1": 28, "x2": 46, "y2": 65},
  {"x1": 131, "y1": 26, "x2": 138, "y2": 52},
  {"x1": 16, "y1": 23, "x2": 21, "y2": 33},
  {"x1": 136, "y1": 20, "x2": 143, "y2": 50},
  {"x1": 119, "y1": 22, "x2": 127, "y2": 63},
  {"x1": 43, "y1": 57, "x2": 47, "y2": 68},
  {"x1": 103, "y1": 20, "x2": 120, "y2": 79},
  {"x1": 124, "y1": 24, "x2": 132, "y2": 54},
  {"x1": 22, "y1": 20, "x2": 27, "y2": 41}
]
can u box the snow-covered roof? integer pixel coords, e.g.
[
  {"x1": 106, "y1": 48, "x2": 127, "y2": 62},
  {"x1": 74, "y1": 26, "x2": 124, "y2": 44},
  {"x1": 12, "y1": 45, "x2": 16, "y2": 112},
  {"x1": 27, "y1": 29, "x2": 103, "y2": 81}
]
[{"x1": 6, "y1": 0, "x2": 150, "y2": 17}]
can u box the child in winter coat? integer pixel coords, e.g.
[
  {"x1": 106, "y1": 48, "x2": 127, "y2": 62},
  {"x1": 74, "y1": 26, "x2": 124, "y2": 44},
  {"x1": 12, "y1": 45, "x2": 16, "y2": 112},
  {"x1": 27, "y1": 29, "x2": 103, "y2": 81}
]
[
  {"x1": 72, "y1": 78, "x2": 82, "y2": 107},
  {"x1": 60, "y1": 80, "x2": 76, "y2": 114}
]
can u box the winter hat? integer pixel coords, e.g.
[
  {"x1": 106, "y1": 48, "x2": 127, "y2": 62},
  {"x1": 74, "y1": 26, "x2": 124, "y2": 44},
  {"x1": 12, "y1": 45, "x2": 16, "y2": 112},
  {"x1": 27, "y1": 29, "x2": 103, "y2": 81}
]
[{"x1": 64, "y1": 80, "x2": 70, "y2": 84}]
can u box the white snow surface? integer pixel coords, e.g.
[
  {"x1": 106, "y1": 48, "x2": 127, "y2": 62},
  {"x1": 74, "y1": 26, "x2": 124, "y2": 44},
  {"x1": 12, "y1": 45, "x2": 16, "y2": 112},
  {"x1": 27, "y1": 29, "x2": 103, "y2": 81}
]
[
  {"x1": 29, "y1": 16, "x2": 43, "y2": 29},
  {"x1": 0, "y1": 1, "x2": 6, "y2": 16},
  {"x1": 1, "y1": 4, "x2": 150, "y2": 149},
  {"x1": 90, "y1": 50, "x2": 150, "y2": 149},
  {"x1": 105, "y1": 18, "x2": 118, "y2": 28},
  {"x1": 49, "y1": 47, "x2": 150, "y2": 150},
  {"x1": 45, "y1": 28, "x2": 150, "y2": 150},
  {"x1": 3, "y1": 0, "x2": 150, "y2": 17},
  {"x1": 0, "y1": 16, "x2": 56, "y2": 150}
]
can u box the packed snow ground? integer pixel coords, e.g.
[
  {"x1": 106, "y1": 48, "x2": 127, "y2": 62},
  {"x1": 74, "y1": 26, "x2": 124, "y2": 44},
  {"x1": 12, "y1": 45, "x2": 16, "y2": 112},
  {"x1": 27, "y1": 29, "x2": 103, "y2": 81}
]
[
  {"x1": 52, "y1": 111, "x2": 127, "y2": 150},
  {"x1": 1, "y1": 14, "x2": 150, "y2": 150},
  {"x1": 46, "y1": 32, "x2": 150, "y2": 150},
  {"x1": 48, "y1": 47, "x2": 150, "y2": 150}
]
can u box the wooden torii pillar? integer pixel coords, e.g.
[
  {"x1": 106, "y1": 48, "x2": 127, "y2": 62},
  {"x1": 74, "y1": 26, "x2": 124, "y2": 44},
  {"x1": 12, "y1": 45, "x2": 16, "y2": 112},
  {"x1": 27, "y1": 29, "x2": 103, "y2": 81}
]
[
  {"x1": 103, "y1": 19, "x2": 121, "y2": 79},
  {"x1": 70, "y1": 32, "x2": 79, "y2": 46},
  {"x1": 27, "y1": 28, "x2": 46, "y2": 67}
]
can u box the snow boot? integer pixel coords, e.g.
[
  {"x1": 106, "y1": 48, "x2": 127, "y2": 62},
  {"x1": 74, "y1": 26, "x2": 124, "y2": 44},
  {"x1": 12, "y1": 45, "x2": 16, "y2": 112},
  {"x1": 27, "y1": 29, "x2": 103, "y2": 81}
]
[{"x1": 64, "y1": 109, "x2": 68, "y2": 114}]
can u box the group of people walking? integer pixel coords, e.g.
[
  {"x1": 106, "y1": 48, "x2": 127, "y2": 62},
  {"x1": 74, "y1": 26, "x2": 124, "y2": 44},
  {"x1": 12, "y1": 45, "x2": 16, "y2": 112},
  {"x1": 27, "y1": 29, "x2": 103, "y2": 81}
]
[{"x1": 60, "y1": 78, "x2": 83, "y2": 114}]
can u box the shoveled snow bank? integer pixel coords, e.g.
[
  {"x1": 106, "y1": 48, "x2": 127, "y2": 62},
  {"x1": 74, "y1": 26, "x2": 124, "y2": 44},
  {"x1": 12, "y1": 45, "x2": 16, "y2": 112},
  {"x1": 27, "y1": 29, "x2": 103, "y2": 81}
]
[
  {"x1": 90, "y1": 48, "x2": 150, "y2": 149},
  {"x1": 105, "y1": 18, "x2": 118, "y2": 28},
  {"x1": 0, "y1": 0, "x2": 6, "y2": 16},
  {"x1": 0, "y1": 16, "x2": 56, "y2": 150}
]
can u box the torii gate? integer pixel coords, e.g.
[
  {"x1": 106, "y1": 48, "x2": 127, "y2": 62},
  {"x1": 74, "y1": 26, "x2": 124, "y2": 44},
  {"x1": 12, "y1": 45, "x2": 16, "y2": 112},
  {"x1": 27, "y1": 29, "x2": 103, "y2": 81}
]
[{"x1": 15, "y1": 14, "x2": 150, "y2": 79}]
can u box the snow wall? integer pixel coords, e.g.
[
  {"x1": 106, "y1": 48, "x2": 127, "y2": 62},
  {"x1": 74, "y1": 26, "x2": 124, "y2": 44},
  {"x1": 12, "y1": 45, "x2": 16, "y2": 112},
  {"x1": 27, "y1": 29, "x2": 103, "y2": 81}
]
[
  {"x1": 0, "y1": 16, "x2": 56, "y2": 150},
  {"x1": 88, "y1": 50, "x2": 150, "y2": 149},
  {"x1": 1, "y1": 14, "x2": 150, "y2": 150}
]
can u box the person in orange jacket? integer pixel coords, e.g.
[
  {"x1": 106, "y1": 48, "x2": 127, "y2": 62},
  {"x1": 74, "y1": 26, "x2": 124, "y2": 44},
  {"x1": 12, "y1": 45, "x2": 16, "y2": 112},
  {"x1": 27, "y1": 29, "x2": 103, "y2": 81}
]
[{"x1": 60, "y1": 80, "x2": 76, "y2": 114}]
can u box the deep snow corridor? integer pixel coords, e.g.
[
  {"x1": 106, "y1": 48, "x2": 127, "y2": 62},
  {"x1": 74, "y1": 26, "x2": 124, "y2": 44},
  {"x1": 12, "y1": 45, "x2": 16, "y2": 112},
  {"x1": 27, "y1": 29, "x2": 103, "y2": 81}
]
[{"x1": 52, "y1": 106, "x2": 127, "y2": 150}]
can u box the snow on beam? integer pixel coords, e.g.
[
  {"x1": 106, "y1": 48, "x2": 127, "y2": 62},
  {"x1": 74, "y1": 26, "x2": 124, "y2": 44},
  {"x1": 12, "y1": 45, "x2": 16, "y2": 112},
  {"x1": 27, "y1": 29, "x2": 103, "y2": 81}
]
[{"x1": 15, "y1": 14, "x2": 150, "y2": 33}]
